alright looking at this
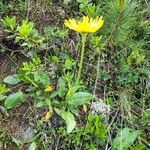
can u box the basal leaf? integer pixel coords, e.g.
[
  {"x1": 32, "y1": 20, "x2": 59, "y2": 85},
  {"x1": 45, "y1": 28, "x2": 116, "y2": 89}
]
[
  {"x1": 3, "y1": 74, "x2": 20, "y2": 85},
  {"x1": 112, "y1": 128, "x2": 139, "y2": 150},
  {"x1": 4, "y1": 91, "x2": 24, "y2": 109},
  {"x1": 61, "y1": 111, "x2": 76, "y2": 134},
  {"x1": 0, "y1": 94, "x2": 7, "y2": 101},
  {"x1": 68, "y1": 92, "x2": 93, "y2": 107}
]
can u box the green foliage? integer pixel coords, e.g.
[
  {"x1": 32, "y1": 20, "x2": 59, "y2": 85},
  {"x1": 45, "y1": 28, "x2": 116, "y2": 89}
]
[
  {"x1": 11, "y1": 136, "x2": 22, "y2": 147},
  {"x1": 63, "y1": 57, "x2": 75, "y2": 70},
  {"x1": 85, "y1": 114, "x2": 108, "y2": 141},
  {"x1": 51, "y1": 73, "x2": 93, "y2": 133},
  {"x1": 44, "y1": 27, "x2": 68, "y2": 41},
  {"x1": 142, "y1": 108, "x2": 150, "y2": 124},
  {"x1": 112, "y1": 128, "x2": 139, "y2": 150},
  {"x1": 105, "y1": 0, "x2": 138, "y2": 44},
  {"x1": 18, "y1": 58, "x2": 50, "y2": 88},
  {"x1": 0, "y1": 128, "x2": 10, "y2": 149},
  {"x1": 1, "y1": 17, "x2": 45, "y2": 50},
  {"x1": 0, "y1": 0, "x2": 149, "y2": 149},
  {"x1": 67, "y1": 92, "x2": 93, "y2": 108},
  {"x1": 65, "y1": 74, "x2": 93, "y2": 109},
  {"x1": 3, "y1": 74, "x2": 20, "y2": 85},
  {"x1": 60, "y1": 111, "x2": 76, "y2": 134},
  {"x1": 16, "y1": 20, "x2": 45, "y2": 48},
  {"x1": 118, "y1": 59, "x2": 140, "y2": 85},
  {"x1": 0, "y1": 84, "x2": 9, "y2": 102},
  {"x1": 127, "y1": 48, "x2": 145, "y2": 66},
  {"x1": 90, "y1": 35, "x2": 105, "y2": 52},
  {"x1": 1, "y1": 16, "x2": 17, "y2": 32},
  {"x1": 0, "y1": 0, "x2": 27, "y2": 17},
  {"x1": 76, "y1": 0, "x2": 100, "y2": 17},
  {"x1": 29, "y1": 142, "x2": 37, "y2": 150},
  {"x1": 0, "y1": 84, "x2": 9, "y2": 95},
  {"x1": 117, "y1": 47, "x2": 145, "y2": 85},
  {"x1": 61, "y1": 114, "x2": 108, "y2": 149},
  {"x1": 55, "y1": 77, "x2": 68, "y2": 98},
  {"x1": 4, "y1": 91, "x2": 24, "y2": 109},
  {"x1": 130, "y1": 143, "x2": 147, "y2": 150},
  {"x1": 0, "y1": 95, "x2": 7, "y2": 101},
  {"x1": 17, "y1": 58, "x2": 92, "y2": 133}
]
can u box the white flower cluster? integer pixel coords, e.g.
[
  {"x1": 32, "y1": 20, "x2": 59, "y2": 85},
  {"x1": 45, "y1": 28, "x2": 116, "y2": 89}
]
[{"x1": 90, "y1": 100, "x2": 110, "y2": 115}]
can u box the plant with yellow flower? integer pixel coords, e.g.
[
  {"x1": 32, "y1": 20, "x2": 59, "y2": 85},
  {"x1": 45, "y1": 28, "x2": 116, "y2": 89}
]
[
  {"x1": 44, "y1": 85, "x2": 54, "y2": 92},
  {"x1": 64, "y1": 16, "x2": 104, "y2": 84}
]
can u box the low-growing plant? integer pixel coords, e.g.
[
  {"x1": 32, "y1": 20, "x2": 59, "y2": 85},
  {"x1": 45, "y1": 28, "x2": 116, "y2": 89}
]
[
  {"x1": 16, "y1": 19, "x2": 45, "y2": 48},
  {"x1": 0, "y1": 0, "x2": 149, "y2": 149},
  {"x1": 1, "y1": 16, "x2": 45, "y2": 52},
  {"x1": 0, "y1": 84, "x2": 9, "y2": 95},
  {"x1": 55, "y1": 114, "x2": 108, "y2": 149},
  {"x1": 117, "y1": 47, "x2": 145, "y2": 85},
  {"x1": 50, "y1": 73, "x2": 93, "y2": 133},
  {"x1": 0, "y1": 0, "x2": 27, "y2": 17},
  {"x1": 16, "y1": 57, "x2": 93, "y2": 133},
  {"x1": 1, "y1": 16, "x2": 17, "y2": 33},
  {"x1": 18, "y1": 57, "x2": 50, "y2": 88},
  {"x1": 4, "y1": 91, "x2": 24, "y2": 109},
  {"x1": 0, "y1": 82, "x2": 24, "y2": 110},
  {"x1": 112, "y1": 128, "x2": 145, "y2": 150},
  {"x1": 76, "y1": 0, "x2": 100, "y2": 17}
]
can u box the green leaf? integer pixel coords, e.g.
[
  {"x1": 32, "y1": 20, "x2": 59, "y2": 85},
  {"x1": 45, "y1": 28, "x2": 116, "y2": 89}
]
[
  {"x1": 63, "y1": 58, "x2": 75, "y2": 69},
  {"x1": 11, "y1": 136, "x2": 22, "y2": 147},
  {"x1": 0, "y1": 84, "x2": 9, "y2": 94},
  {"x1": 28, "y1": 142, "x2": 37, "y2": 150},
  {"x1": 3, "y1": 74, "x2": 21, "y2": 85},
  {"x1": 142, "y1": 108, "x2": 150, "y2": 124},
  {"x1": 0, "y1": 105, "x2": 8, "y2": 116},
  {"x1": 0, "y1": 94, "x2": 7, "y2": 101},
  {"x1": 35, "y1": 101, "x2": 45, "y2": 108},
  {"x1": 56, "y1": 78, "x2": 67, "y2": 98},
  {"x1": 2, "y1": 16, "x2": 17, "y2": 31},
  {"x1": 61, "y1": 111, "x2": 76, "y2": 134},
  {"x1": 68, "y1": 92, "x2": 93, "y2": 107},
  {"x1": 112, "y1": 128, "x2": 139, "y2": 150},
  {"x1": 4, "y1": 91, "x2": 24, "y2": 109},
  {"x1": 130, "y1": 143, "x2": 146, "y2": 150}
]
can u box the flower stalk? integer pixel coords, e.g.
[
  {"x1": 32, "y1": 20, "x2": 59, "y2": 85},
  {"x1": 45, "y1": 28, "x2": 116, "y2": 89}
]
[
  {"x1": 64, "y1": 16, "x2": 104, "y2": 84},
  {"x1": 76, "y1": 33, "x2": 87, "y2": 85}
]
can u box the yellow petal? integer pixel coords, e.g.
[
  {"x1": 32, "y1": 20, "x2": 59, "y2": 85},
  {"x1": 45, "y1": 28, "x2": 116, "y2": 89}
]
[
  {"x1": 64, "y1": 16, "x2": 104, "y2": 33},
  {"x1": 44, "y1": 111, "x2": 52, "y2": 121},
  {"x1": 44, "y1": 85, "x2": 54, "y2": 92},
  {"x1": 83, "y1": 104, "x2": 87, "y2": 113}
]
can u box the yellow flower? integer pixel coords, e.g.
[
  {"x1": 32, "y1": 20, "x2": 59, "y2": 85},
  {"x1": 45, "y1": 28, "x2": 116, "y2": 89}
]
[
  {"x1": 64, "y1": 16, "x2": 104, "y2": 33},
  {"x1": 44, "y1": 85, "x2": 54, "y2": 92},
  {"x1": 83, "y1": 104, "x2": 87, "y2": 113},
  {"x1": 44, "y1": 111, "x2": 52, "y2": 121}
]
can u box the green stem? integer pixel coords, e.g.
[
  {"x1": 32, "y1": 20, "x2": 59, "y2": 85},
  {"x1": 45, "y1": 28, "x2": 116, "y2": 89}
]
[{"x1": 76, "y1": 33, "x2": 87, "y2": 85}]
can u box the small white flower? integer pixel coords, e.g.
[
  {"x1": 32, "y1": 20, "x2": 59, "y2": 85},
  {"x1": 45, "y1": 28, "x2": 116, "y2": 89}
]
[{"x1": 90, "y1": 100, "x2": 110, "y2": 115}]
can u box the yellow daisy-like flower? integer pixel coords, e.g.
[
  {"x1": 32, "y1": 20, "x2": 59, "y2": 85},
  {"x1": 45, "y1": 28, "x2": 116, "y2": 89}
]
[
  {"x1": 44, "y1": 85, "x2": 54, "y2": 92},
  {"x1": 64, "y1": 16, "x2": 104, "y2": 33}
]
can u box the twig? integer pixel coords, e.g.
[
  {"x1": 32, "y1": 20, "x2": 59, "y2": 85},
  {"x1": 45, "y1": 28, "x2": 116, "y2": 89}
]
[
  {"x1": 26, "y1": 0, "x2": 30, "y2": 18},
  {"x1": 55, "y1": 134, "x2": 60, "y2": 150},
  {"x1": 105, "y1": 109, "x2": 119, "y2": 150},
  {"x1": 109, "y1": 109, "x2": 119, "y2": 128},
  {"x1": 0, "y1": 43, "x2": 23, "y2": 52},
  {"x1": 6, "y1": 54, "x2": 21, "y2": 67}
]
